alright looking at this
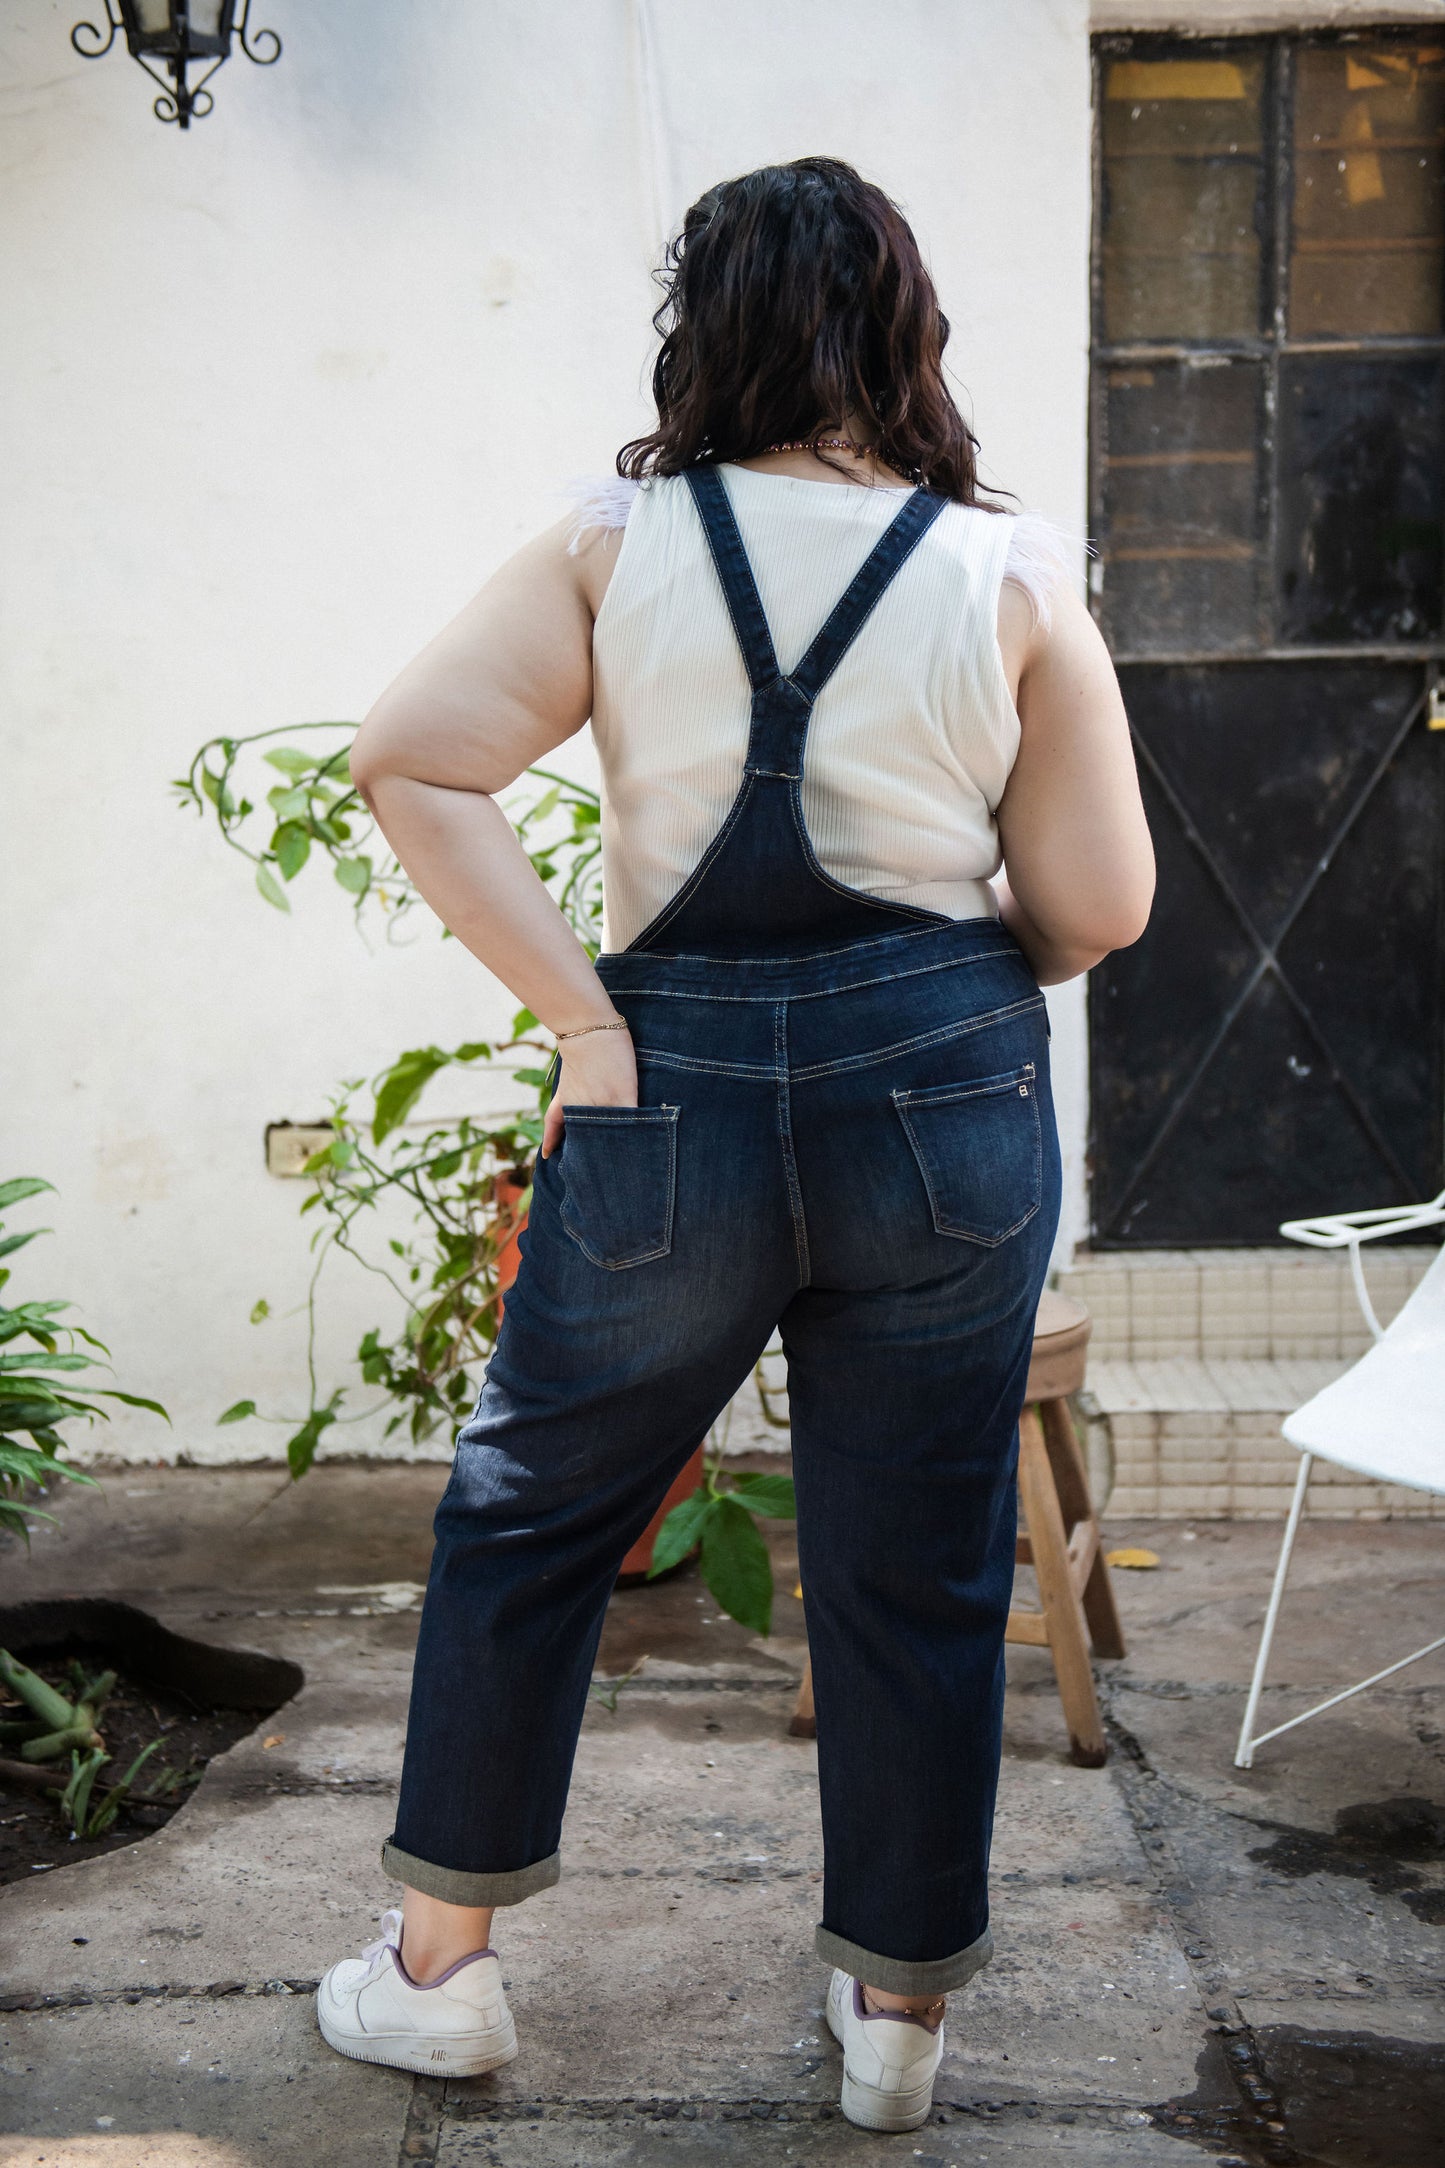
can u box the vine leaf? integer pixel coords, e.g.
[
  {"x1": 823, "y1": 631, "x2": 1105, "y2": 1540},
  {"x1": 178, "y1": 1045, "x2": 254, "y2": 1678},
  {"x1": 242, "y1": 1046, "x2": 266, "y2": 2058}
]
[
  {"x1": 255, "y1": 864, "x2": 290, "y2": 913},
  {"x1": 700, "y1": 1496, "x2": 774, "y2": 1637},
  {"x1": 372, "y1": 1047, "x2": 452, "y2": 1143},
  {"x1": 273, "y1": 823, "x2": 311, "y2": 881},
  {"x1": 285, "y1": 1396, "x2": 341, "y2": 1479},
  {"x1": 647, "y1": 1489, "x2": 713, "y2": 1580},
  {"x1": 334, "y1": 855, "x2": 371, "y2": 897},
  {"x1": 728, "y1": 1471, "x2": 797, "y2": 1518}
]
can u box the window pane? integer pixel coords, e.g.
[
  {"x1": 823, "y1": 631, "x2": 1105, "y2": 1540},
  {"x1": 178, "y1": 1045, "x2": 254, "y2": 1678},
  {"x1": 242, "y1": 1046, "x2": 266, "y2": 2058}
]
[
  {"x1": 1097, "y1": 359, "x2": 1263, "y2": 654},
  {"x1": 1291, "y1": 40, "x2": 1445, "y2": 337},
  {"x1": 1278, "y1": 354, "x2": 1444, "y2": 641},
  {"x1": 1100, "y1": 49, "x2": 1267, "y2": 342}
]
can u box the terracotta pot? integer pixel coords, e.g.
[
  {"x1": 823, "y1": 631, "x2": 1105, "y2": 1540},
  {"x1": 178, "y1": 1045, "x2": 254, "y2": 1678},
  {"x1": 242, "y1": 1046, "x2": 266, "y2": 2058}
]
[
  {"x1": 491, "y1": 1173, "x2": 528, "y2": 1311},
  {"x1": 491, "y1": 1173, "x2": 704, "y2": 1582}
]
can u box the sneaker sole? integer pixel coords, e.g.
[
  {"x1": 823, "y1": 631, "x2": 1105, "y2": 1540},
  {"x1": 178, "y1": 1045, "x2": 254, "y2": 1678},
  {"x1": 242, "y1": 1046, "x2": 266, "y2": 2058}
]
[
  {"x1": 826, "y1": 1987, "x2": 937, "y2": 2134},
  {"x1": 839, "y1": 2070, "x2": 935, "y2": 2133},
  {"x1": 316, "y1": 1997, "x2": 518, "y2": 2079}
]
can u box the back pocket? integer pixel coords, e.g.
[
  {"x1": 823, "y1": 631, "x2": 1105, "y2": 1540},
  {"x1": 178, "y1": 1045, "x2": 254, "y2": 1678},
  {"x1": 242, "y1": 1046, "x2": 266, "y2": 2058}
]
[
  {"x1": 559, "y1": 1104, "x2": 680, "y2": 1269},
  {"x1": 892, "y1": 1064, "x2": 1040, "y2": 1246}
]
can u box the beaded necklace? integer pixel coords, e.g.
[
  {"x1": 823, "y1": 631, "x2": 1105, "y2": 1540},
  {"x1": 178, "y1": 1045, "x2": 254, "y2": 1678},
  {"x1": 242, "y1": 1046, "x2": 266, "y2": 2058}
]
[{"x1": 762, "y1": 434, "x2": 874, "y2": 457}]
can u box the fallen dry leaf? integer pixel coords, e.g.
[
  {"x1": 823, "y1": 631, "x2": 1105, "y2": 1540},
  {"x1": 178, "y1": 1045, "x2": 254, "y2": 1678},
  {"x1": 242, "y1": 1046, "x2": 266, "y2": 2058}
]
[
  {"x1": 1106, "y1": 1547, "x2": 1160, "y2": 1570},
  {"x1": 261, "y1": 1733, "x2": 286, "y2": 1749}
]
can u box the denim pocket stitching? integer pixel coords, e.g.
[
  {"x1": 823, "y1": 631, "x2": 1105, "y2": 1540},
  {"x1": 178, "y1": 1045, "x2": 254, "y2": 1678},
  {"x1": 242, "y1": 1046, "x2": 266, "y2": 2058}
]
[
  {"x1": 559, "y1": 1104, "x2": 679, "y2": 1269},
  {"x1": 892, "y1": 1063, "x2": 1037, "y2": 1113},
  {"x1": 891, "y1": 1065, "x2": 1041, "y2": 1248},
  {"x1": 790, "y1": 997, "x2": 1047, "y2": 1083}
]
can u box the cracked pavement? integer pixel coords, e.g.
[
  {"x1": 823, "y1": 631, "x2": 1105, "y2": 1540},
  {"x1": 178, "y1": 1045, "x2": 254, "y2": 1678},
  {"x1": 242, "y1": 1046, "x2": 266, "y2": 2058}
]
[{"x1": 1, "y1": 1465, "x2": 1442, "y2": 2166}]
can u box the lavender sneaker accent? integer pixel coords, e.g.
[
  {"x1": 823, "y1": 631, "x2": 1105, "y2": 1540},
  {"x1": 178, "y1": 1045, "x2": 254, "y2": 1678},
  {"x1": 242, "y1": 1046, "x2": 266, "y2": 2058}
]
[{"x1": 391, "y1": 1945, "x2": 498, "y2": 1991}]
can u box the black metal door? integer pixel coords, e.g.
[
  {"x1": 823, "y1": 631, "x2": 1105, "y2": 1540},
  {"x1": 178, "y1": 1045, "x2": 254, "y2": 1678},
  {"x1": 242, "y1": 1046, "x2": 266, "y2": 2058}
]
[{"x1": 1088, "y1": 33, "x2": 1445, "y2": 1245}]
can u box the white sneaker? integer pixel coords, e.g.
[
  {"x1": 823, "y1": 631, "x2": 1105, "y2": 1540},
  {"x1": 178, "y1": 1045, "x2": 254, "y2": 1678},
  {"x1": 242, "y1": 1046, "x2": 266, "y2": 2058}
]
[
  {"x1": 316, "y1": 1908, "x2": 518, "y2": 2078},
  {"x1": 825, "y1": 1967, "x2": 944, "y2": 2133}
]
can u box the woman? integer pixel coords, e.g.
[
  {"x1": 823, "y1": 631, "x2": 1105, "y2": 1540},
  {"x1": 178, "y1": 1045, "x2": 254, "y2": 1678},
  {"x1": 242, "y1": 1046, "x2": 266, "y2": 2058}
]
[{"x1": 316, "y1": 158, "x2": 1152, "y2": 2133}]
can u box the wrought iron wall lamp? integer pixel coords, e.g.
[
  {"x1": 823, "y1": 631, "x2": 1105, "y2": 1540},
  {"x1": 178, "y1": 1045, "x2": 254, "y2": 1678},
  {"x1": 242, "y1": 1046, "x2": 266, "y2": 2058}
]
[{"x1": 71, "y1": 1, "x2": 281, "y2": 129}]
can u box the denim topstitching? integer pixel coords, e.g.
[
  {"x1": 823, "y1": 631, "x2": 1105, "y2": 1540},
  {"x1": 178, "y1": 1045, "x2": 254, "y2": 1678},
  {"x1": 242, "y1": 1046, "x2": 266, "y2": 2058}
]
[{"x1": 774, "y1": 998, "x2": 811, "y2": 1284}]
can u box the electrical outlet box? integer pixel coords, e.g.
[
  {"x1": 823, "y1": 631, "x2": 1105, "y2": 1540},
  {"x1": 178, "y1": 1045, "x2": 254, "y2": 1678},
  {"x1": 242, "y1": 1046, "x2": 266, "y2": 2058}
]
[{"x1": 265, "y1": 1122, "x2": 335, "y2": 1178}]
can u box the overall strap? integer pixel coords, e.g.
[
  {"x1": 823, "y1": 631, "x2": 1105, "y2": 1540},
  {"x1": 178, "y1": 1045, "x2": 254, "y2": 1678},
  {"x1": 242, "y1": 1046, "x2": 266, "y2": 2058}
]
[
  {"x1": 683, "y1": 466, "x2": 781, "y2": 692},
  {"x1": 683, "y1": 464, "x2": 949, "y2": 783},
  {"x1": 788, "y1": 487, "x2": 948, "y2": 702},
  {"x1": 685, "y1": 464, "x2": 949, "y2": 703}
]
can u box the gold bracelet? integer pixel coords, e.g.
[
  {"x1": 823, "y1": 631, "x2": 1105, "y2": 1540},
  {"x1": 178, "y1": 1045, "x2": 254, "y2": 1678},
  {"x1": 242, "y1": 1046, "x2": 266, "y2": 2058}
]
[{"x1": 553, "y1": 1019, "x2": 631, "y2": 1043}]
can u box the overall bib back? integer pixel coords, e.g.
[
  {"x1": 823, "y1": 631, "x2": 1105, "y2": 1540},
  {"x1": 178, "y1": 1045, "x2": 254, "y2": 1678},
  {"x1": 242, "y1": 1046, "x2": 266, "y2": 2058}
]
[{"x1": 386, "y1": 467, "x2": 1063, "y2": 1995}]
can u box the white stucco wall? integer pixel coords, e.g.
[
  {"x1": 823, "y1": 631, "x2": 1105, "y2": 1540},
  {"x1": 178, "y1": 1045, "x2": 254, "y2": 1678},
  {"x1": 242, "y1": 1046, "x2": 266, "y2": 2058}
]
[{"x1": 2, "y1": 0, "x2": 1092, "y2": 1467}]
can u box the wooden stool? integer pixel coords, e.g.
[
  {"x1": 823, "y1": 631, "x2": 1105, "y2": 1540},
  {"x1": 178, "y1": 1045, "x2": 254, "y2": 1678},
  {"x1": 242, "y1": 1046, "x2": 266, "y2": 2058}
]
[
  {"x1": 1007, "y1": 1289, "x2": 1125, "y2": 1765},
  {"x1": 787, "y1": 1288, "x2": 1125, "y2": 1766}
]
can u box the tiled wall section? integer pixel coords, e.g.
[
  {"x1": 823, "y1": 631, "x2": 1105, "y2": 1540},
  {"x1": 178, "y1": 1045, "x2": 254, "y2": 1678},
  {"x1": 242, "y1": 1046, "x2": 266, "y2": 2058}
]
[
  {"x1": 1059, "y1": 1247, "x2": 1435, "y2": 1362},
  {"x1": 1100, "y1": 1409, "x2": 1444, "y2": 1521},
  {"x1": 1063, "y1": 1247, "x2": 1441, "y2": 1520}
]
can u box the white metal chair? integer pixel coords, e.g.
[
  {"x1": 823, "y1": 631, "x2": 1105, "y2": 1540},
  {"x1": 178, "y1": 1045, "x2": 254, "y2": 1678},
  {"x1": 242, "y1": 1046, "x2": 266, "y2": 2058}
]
[{"x1": 1234, "y1": 1191, "x2": 1445, "y2": 1770}]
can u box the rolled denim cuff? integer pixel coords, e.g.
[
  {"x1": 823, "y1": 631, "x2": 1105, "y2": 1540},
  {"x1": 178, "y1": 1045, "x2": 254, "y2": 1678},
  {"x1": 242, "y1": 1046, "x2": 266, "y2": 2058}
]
[
  {"x1": 815, "y1": 1920, "x2": 993, "y2": 1996},
  {"x1": 381, "y1": 1839, "x2": 560, "y2": 1908}
]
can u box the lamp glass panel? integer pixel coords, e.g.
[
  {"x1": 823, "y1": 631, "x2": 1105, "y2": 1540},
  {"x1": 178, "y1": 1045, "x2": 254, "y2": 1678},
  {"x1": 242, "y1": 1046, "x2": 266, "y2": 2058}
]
[
  {"x1": 1100, "y1": 50, "x2": 1268, "y2": 342},
  {"x1": 133, "y1": 0, "x2": 172, "y2": 31},
  {"x1": 1291, "y1": 40, "x2": 1445, "y2": 337},
  {"x1": 188, "y1": 1, "x2": 227, "y2": 36}
]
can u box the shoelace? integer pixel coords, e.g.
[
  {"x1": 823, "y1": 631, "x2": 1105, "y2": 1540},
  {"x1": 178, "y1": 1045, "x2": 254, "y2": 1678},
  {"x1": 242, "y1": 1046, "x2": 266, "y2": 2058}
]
[{"x1": 360, "y1": 1907, "x2": 404, "y2": 1967}]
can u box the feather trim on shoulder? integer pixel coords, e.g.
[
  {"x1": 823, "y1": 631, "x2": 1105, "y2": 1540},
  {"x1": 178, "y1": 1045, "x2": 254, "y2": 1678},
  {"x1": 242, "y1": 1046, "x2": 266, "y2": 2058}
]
[
  {"x1": 562, "y1": 474, "x2": 642, "y2": 554},
  {"x1": 1001, "y1": 512, "x2": 1091, "y2": 634}
]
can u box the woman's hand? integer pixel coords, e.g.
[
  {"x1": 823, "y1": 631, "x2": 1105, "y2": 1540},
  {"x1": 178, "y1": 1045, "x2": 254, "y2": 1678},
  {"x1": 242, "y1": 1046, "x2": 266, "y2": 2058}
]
[{"x1": 540, "y1": 1029, "x2": 639, "y2": 1159}]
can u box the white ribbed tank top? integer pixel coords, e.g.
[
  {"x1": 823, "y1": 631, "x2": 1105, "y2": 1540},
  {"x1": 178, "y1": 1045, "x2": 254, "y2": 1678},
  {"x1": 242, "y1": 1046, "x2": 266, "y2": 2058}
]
[{"x1": 577, "y1": 466, "x2": 1063, "y2": 954}]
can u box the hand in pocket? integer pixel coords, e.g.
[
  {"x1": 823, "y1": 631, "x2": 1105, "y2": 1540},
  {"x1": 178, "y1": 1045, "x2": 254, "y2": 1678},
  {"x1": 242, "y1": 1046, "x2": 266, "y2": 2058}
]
[{"x1": 540, "y1": 1030, "x2": 639, "y2": 1159}]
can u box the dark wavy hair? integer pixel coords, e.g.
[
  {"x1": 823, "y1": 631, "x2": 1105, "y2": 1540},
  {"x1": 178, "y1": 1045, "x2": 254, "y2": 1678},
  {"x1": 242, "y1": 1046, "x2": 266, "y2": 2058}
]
[{"x1": 618, "y1": 158, "x2": 1002, "y2": 508}]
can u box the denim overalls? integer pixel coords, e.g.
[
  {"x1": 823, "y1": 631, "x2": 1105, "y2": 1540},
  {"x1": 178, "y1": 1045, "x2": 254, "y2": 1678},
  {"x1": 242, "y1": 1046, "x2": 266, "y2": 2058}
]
[{"x1": 386, "y1": 466, "x2": 1062, "y2": 1996}]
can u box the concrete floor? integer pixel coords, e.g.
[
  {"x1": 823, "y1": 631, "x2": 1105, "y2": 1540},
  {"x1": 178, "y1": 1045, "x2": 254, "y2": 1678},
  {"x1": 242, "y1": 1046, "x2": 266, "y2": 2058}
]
[{"x1": 0, "y1": 1464, "x2": 1442, "y2": 2168}]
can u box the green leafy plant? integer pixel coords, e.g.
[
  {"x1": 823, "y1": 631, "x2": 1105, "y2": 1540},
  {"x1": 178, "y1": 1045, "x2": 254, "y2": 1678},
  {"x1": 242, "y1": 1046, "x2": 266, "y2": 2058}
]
[
  {"x1": 216, "y1": 1076, "x2": 543, "y2": 1474},
  {"x1": 0, "y1": 1650, "x2": 170, "y2": 1840},
  {"x1": 647, "y1": 1454, "x2": 797, "y2": 1636},
  {"x1": 588, "y1": 1655, "x2": 649, "y2": 1714},
  {"x1": 172, "y1": 725, "x2": 601, "y2": 937},
  {"x1": 177, "y1": 724, "x2": 798, "y2": 1628},
  {"x1": 0, "y1": 1180, "x2": 169, "y2": 1541},
  {"x1": 175, "y1": 726, "x2": 602, "y2": 1475}
]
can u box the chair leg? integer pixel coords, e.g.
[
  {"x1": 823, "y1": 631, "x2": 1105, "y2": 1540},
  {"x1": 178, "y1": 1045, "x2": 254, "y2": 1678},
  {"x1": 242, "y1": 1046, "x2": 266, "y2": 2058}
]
[
  {"x1": 1234, "y1": 1452, "x2": 1312, "y2": 1771},
  {"x1": 1041, "y1": 1397, "x2": 1126, "y2": 1661},
  {"x1": 1081, "y1": 1543, "x2": 1127, "y2": 1664},
  {"x1": 1019, "y1": 1406, "x2": 1107, "y2": 1768},
  {"x1": 789, "y1": 1652, "x2": 816, "y2": 1739}
]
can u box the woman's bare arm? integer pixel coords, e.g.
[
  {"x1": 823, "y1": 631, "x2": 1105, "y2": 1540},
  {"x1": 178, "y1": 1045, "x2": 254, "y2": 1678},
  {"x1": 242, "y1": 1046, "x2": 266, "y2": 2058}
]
[
  {"x1": 994, "y1": 579, "x2": 1154, "y2": 985},
  {"x1": 349, "y1": 517, "x2": 634, "y2": 1154}
]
